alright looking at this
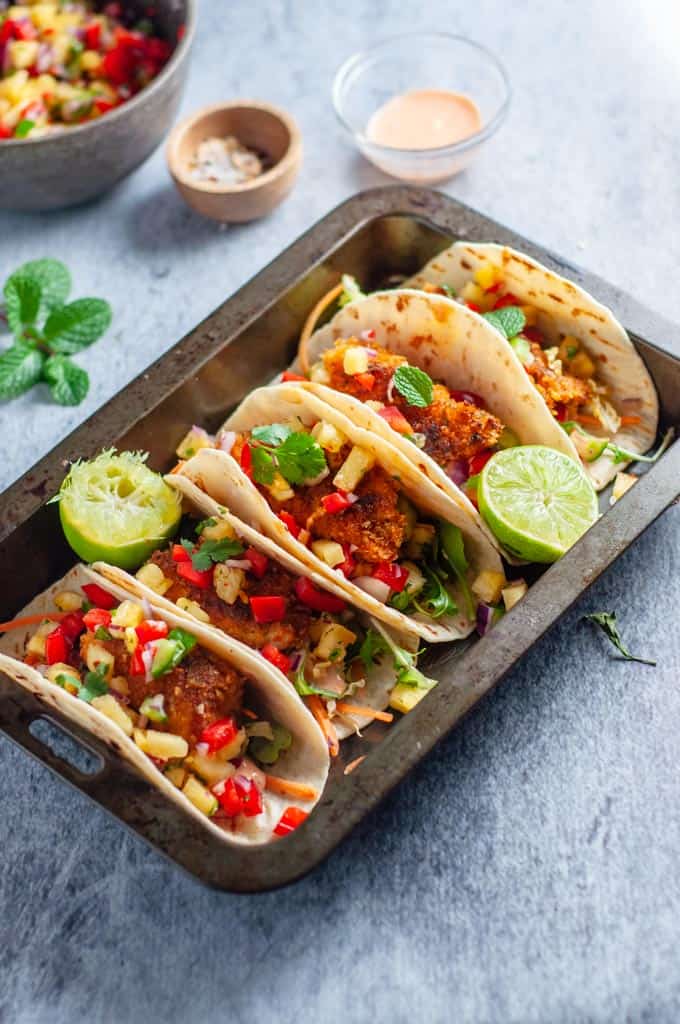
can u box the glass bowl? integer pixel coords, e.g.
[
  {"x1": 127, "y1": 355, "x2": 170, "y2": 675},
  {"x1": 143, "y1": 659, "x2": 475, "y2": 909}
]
[{"x1": 332, "y1": 33, "x2": 511, "y2": 184}]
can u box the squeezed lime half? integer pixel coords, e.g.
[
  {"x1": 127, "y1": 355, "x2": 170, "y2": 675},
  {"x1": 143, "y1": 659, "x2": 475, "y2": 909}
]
[
  {"x1": 58, "y1": 450, "x2": 182, "y2": 570},
  {"x1": 478, "y1": 446, "x2": 599, "y2": 563}
]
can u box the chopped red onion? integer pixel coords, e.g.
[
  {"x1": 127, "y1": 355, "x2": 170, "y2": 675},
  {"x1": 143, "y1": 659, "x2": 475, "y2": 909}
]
[
  {"x1": 141, "y1": 646, "x2": 155, "y2": 684},
  {"x1": 360, "y1": 329, "x2": 376, "y2": 343},
  {"x1": 447, "y1": 459, "x2": 469, "y2": 486},
  {"x1": 217, "y1": 430, "x2": 236, "y2": 454},
  {"x1": 196, "y1": 742, "x2": 210, "y2": 757},
  {"x1": 476, "y1": 602, "x2": 500, "y2": 636},
  {"x1": 223, "y1": 559, "x2": 252, "y2": 570},
  {"x1": 346, "y1": 492, "x2": 359, "y2": 505},
  {"x1": 353, "y1": 576, "x2": 390, "y2": 603}
]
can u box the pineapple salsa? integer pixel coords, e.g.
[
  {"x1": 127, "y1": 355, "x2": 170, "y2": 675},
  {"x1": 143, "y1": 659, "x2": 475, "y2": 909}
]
[{"x1": 0, "y1": 1, "x2": 175, "y2": 140}]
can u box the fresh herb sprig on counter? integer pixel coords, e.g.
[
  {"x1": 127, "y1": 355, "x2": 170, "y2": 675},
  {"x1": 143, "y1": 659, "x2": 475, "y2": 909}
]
[
  {"x1": 0, "y1": 259, "x2": 112, "y2": 406},
  {"x1": 583, "y1": 611, "x2": 656, "y2": 666}
]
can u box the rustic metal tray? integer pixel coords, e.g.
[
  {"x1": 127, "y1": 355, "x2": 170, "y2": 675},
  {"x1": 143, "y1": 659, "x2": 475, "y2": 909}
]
[{"x1": 1, "y1": 187, "x2": 679, "y2": 892}]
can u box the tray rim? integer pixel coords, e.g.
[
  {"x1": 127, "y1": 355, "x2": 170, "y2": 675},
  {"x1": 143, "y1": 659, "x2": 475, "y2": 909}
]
[{"x1": 1, "y1": 185, "x2": 679, "y2": 892}]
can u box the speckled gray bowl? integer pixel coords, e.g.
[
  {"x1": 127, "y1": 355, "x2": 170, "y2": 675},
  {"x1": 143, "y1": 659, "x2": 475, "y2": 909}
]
[{"x1": 0, "y1": 0, "x2": 195, "y2": 212}]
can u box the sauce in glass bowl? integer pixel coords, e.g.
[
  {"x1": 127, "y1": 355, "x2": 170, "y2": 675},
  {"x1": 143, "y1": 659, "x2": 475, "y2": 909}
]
[{"x1": 366, "y1": 88, "x2": 482, "y2": 151}]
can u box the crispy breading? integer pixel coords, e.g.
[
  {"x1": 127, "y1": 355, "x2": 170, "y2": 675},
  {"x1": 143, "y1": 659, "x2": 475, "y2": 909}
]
[{"x1": 525, "y1": 343, "x2": 592, "y2": 414}]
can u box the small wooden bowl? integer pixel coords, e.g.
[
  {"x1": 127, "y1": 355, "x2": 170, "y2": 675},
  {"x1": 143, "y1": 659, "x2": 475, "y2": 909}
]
[{"x1": 166, "y1": 101, "x2": 302, "y2": 223}]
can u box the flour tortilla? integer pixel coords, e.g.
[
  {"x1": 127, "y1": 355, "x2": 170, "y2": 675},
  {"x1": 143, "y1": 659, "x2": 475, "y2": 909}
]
[
  {"x1": 0, "y1": 564, "x2": 329, "y2": 846},
  {"x1": 178, "y1": 383, "x2": 503, "y2": 643},
  {"x1": 407, "y1": 243, "x2": 659, "y2": 489},
  {"x1": 97, "y1": 475, "x2": 400, "y2": 740}
]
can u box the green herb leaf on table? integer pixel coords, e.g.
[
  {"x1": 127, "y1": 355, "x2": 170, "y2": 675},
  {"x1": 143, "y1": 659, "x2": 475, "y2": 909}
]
[
  {"x1": 43, "y1": 355, "x2": 89, "y2": 406},
  {"x1": 3, "y1": 274, "x2": 42, "y2": 336},
  {"x1": 0, "y1": 345, "x2": 45, "y2": 398},
  {"x1": 17, "y1": 259, "x2": 71, "y2": 314},
  {"x1": 392, "y1": 365, "x2": 434, "y2": 408},
  {"x1": 44, "y1": 298, "x2": 112, "y2": 354},
  {"x1": 583, "y1": 611, "x2": 656, "y2": 666},
  {"x1": 483, "y1": 306, "x2": 527, "y2": 340}
]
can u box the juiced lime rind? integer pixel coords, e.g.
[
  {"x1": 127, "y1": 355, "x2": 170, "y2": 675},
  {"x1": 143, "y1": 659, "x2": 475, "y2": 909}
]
[
  {"x1": 58, "y1": 450, "x2": 182, "y2": 570},
  {"x1": 478, "y1": 446, "x2": 599, "y2": 564}
]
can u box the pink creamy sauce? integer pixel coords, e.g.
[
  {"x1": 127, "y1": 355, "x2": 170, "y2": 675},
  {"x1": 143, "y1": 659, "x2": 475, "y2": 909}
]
[{"x1": 366, "y1": 88, "x2": 482, "y2": 150}]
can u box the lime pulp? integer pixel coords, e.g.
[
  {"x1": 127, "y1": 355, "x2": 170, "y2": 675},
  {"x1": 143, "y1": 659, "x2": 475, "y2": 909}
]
[
  {"x1": 478, "y1": 446, "x2": 599, "y2": 563},
  {"x1": 58, "y1": 450, "x2": 182, "y2": 570}
]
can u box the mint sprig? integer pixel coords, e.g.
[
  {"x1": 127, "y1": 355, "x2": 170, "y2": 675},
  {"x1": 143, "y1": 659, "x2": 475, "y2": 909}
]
[
  {"x1": 0, "y1": 258, "x2": 111, "y2": 407},
  {"x1": 392, "y1": 365, "x2": 434, "y2": 408},
  {"x1": 483, "y1": 306, "x2": 526, "y2": 340}
]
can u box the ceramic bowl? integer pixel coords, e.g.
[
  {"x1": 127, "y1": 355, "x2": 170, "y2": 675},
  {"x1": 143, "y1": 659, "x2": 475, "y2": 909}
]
[
  {"x1": 0, "y1": 0, "x2": 196, "y2": 212},
  {"x1": 166, "y1": 100, "x2": 302, "y2": 223}
]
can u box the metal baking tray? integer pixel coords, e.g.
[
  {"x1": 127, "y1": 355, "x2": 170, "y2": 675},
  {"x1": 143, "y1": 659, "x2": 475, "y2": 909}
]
[{"x1": 1, "y1": 187, "x2": 679, "y2": 891}]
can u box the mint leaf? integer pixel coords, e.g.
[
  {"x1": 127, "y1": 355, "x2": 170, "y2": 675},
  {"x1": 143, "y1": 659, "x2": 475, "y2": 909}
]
[
  {"x1": 43, "y1": 355, "x2": 89, "y2": 406},
  {"x1": 44, "y1": 298, "x2": 112, "y2": 354},
  {"x1": 251, "y1": 423, "x2": 292, "y2": 446},
  {"x1": 483, "y1": 306, "x2": 526, "y2": 340},
  {"x1": 392, "y1": 365, "x2": 433, "y2": 408},
  {"x1": 14, "y1": 119, "x2": 35, "y2": 139},
  {"x1": 4, "y1": 274, "x2": 42, "y2": 336},
  {"x1": 16, "y1": 259, "x2": 71, "y2": 314},
  {"x1": 584, "y1": 611, "x2": 656, "y2": 666},
  {"x1": 275, "y1": 432, "x2": 327, "y2": 484},
  {"x1": 0, "y1": 345, "x2": 45, "y2": 398},
  {"x1": 251, "y1": 446, "x2": 276, "y2": 485}
]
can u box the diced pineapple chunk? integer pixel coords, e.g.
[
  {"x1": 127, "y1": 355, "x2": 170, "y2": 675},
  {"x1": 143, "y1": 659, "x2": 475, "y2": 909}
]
[
  {"x1": 213, "y1": 728, "x2": 247, "y2": 763},
  {"x1": 314, "y1": 623, "x2": 357, "y2": 661},
  {"x1": 501, "y1": 579, "x2": 528, "y2": 612},
  {"x1": 26, "y1": 620, "x2": 59, "y2": 658},
  {"x1": 333, "y1": 446, "x2": 375, "y2": 491},
  {"x1": 111, "y1": 600, "x2": 144, "y2": 629},
  {"x1": 136, "y1": 562, "x2": 171, "y2": 595},
  {"x1": 343, "y1": 346, "x2": 370, "y2": 375},
  {"x1": 46, "y1": 662, "x2": 81, "y2": 688},
  {"x1": 0, "y1": 71, "x2": 29, "y2": 105},
  {"x1": 91, "y1": 694, "x2": 133, "y2": 737},
  {"x1": 164, "y1": 765, "x2": 188, "y2": 789},
  {"x1": 610, "y1": 471, "x2": 637, "y2": 505},
  {"x1": 110, "y1": 675, "x2": 129, "y2": 697},
  {"x1": 182, "y1": 775, "x2": 218, "y2": 817},
  {"x1": 200, "y1": 518, "x2": 236, "y2": 542},
  {"x1": 474, "y1": 262, "x2": 503, "y2": 291},
  {"x1": 460, "y1": 281, "x2": 486, "y2": 305},
  {"x1": 311, "y1": 420, "x2": 347, "y2": 453},
  {"x1": 569, "y1": 350, "x2": 596, "y2": 379},
  {"x1": 311, "y1": 540, "x2": 345, "y2": 568},
  {"x1": 133, "y1": 729, "x2": 188, "y2": 761},
  {"x1": 80, "y1": 49, "x2": 101, "y2": 72},
  {"x1": 84, "y1": 642, "x2": 115, "y2": 680},
  {"x1": 175, "y1": 597, "x2": 211, "y2": 623},
  {"x1": 389, "y1": 682, "x2": 428, "y2": 714},
  {"x1": 123, "y1": 627, "x2": 138, "y2": 655},
  {"x1": 186, "y1": 752, "x2": 236, "y2": 788},
  {"x1": 54, "y1": 590, "x2": 84, "y2": 612},
  {"x1": 309, "y1": 363, "x2": 331, "y2": 385},
  {"x1": 471, "y1": 570, "x2": 506, "y2": 605},
  {"x1": 213, "y1": 565, "x2": 244, "y2": 605},
  {"x1": 176, "y1": 427, "x2": 214, "y2": 460},
  {"x1": 8, "y1": 40, "x2": 39, "y2": 70},
  {"x1": 267, "y1": 471, "x2": 295, "y2": 503}
]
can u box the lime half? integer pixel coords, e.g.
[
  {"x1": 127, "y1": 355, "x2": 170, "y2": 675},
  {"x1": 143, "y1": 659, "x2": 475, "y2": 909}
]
[
  {"x1": 478, "y1": 446, "x2": 598, "y2": 563},
  {"x1": 58, "y1": 450, "x2": 182, "y2": 570}
]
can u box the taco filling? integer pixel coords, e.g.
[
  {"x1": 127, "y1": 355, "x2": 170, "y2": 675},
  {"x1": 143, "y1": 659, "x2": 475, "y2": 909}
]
[{"x1": 19, "y1": 584, "x2": 315, "y2": 835}]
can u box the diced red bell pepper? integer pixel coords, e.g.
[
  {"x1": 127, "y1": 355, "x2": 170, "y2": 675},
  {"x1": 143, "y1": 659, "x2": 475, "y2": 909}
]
[
  {"x1": 493, "y1": 293, "x2": 521, "y2": 310},
  {"x1": 466, "y1": 302, "x2": 481, "y2": 312},
  {"x1": 280, "y1": 370, "x2": 307, "y2": 383},
  {"x1": 554, "y1": 403, "x2": 567, "y2": 423},
  {"x1": 373, "y1": 562, "x2": 410, "y2": 593},
  {"x1": 468, "y1": 451, "x2": 494, "y2": 477},
  {"x1": 240, "y1": 442, "x2": 253, "y2": 478},
  {"x1": 238, "y1": 777, "x2": 263, "y2": 817},
  {"x1": 45, "y1": 626, "x2": 68, "y2": 665},
  {"x1": 214, "y1": 777, "x2": 244, "y2": 817},
  {"x1": 93, "y1": 98, "x2": 116, "y2": 116},
  {"x1": 360, "y1": 328, "x2": 376, "y2": 341},
  {"x1": 172, "y1": 543, "x2": 191, "y2": 562},
  {"x1": 355, "y1": 372, "x2": 376, "y2": 391},
  {"x1": 278, "y1": 510, "x2": 301, "y2": 538},
  {"x1": 250, "y1": 595, "x2": 287, "y2": 624},
  {"x1": 522, "y1": 326, "x2": 544, "y2": 346},
  {"x1": 83, "y1": 608, "x2": 112, "y2": 631},
  {"x1": 200, "y1": 716, "x2": 240, "y2": 754},
  {"x1": 321, "y1": 490, "x2": 352, "y2": 514},
  {"x1": 84, "y1": 22, "x2": 101, "y2": 50},
  {"x1": 294, "y1": 577, "x2": 346, "y2": 613},
  {"x1": 129, "y1": 645, "x2": 145, "y2": 676},
  {"x1": 449, "y1": 389, "x2": 484, "y2": 408},
  {"x1": 135, "y1": 620, "x2": 169, "y2": 644},
  {"x1": 378, "y1": 405, "x2": 413, "y2": 434},
  {"x1": 177, "y1": 561, "x2": 213, "y2": 589},
  {"x1": 261, "y1": 643, "x2": 293, "y2": 675},
  {"x1": 245, "y1": 547, "x2": 269, "y2": 579},
  {"x1": 0, "y1": 20, "x2": 14, "y2": 44},
  {"x1": 335, "y1": 544, "x2": 355, "y2": 578},
  {"x1": 60, "y1": 612, "x2": 86, "y2": 642},
  {"x1": 145, "y1": 37, "x2": 171, "y2": 63},
  {"x1": 274, "y1": 806, "x2": 308, "y2": 836},
  {"x1": 0, "y1": 123, "x2": 13, "y2": 139},
  {"x1": 102, "y1": 46, "x2": 133, "y2": 87},
  {"x1": 12, "y1": 19, "x2": 37, "y2": 41},
  {"x1": 82, "y1": 583, "x2": 117, "y2": 610}
]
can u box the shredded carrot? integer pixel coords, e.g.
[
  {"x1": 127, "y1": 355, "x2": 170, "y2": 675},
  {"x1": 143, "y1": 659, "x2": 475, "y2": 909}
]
[
  {"x1": 620, "y1": 415, "x2": 641, "y2": 427},
  {"x1": 305, "y1": 695, "x2": 340, "y2": 757},
  {"x1": 264, "y1": 775, "x2": 318, "y2": 801},
  {"x1": 343, "y1": 755, "x2": 366, "y2": 776},
  {"x1": 241, "y1": 707, "x2": 258, "y2": 720},
  {"x1": 574, "y1": 413, "x2": 603, "y2": 429},
  {"x1": 0, "y1": 613, "x2": 67, "y2": 633},
  {"x1": 169, "y1": 460, "x2": 186, "y2": 475},
  {"x1": 335, "y1": 702, "x2": 394, "y2": 724},
  {"x1": 298, "y1": 282, "x2": 344, "y2": 375}
]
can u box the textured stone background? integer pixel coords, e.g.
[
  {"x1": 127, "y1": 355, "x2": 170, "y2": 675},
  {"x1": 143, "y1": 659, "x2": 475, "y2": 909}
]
[{"x1": 1, "y1": 2, "x2": 679, "y2": 1022}]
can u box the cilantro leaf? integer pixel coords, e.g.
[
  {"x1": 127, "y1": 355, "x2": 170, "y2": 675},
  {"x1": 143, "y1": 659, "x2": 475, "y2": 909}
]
[
  {"x1": 44, "y1": 297, "x2": 112, "y2": 354},
  {"x1": 583, "y1": 611, "x2": 656, "y2": 666},
  {"x1": 4, "y1": 274, "x2": 41, "y2": 337},
  {"x1": 78, "y1": 664, "x2": 110, "y2": 703},
  {"x1": 0, "y1": 345, "x2": 45, "y2": 399},
  {"x1": 392, "y1": 365, "x2": 434, "y2": 408},
  {"x1": 43, "y1": 355, "x2": 89, "y2": 406},
  {"x1": 191, "y1": 537, "x2": 244, "y2": 570},
  {"x1": 483, "y1": 306, "x2": 526, "y2": 340},
  {"x1": 251, "y1": 423, "x2": 292, "y2": 446},
  {"x1": 251, "y1": 446, "x2": 276, "y2": 485},
  {"x1": 94, "y1": 626, "x2": 113, "y2": 641},
  {"x1": 13, "y1": 259, "x2": 71, "y2": 315},
  {"x1": 275, "y1": 433, "x2": 326, "y2": 484}
]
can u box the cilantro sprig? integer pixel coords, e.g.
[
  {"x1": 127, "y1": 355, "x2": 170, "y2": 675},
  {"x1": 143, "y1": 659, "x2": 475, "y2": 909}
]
[
  {"x1": 0, "y1": 258, "x2": 112, "y2": 406},
  {"x1": 583, "y1": 611, "x2": 656, "y2": 666},
  {"x1": 181, "y1": 536, "x2": 244, "y2": 571},
  {"x1": 57, "y1": 662, "x2": 109, "y2": 703},
  {"x1": 249, "y1": 423, "x2": 327, "y2": 486},
  {"x1": 392, "y1": 365, "x2": 434, "y2": 408}
]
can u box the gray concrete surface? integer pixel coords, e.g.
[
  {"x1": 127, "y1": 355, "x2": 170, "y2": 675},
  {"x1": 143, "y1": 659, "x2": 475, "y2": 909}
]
[{"x1": 1, "y1": 1, "x2": 679, "y2": 1021}]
